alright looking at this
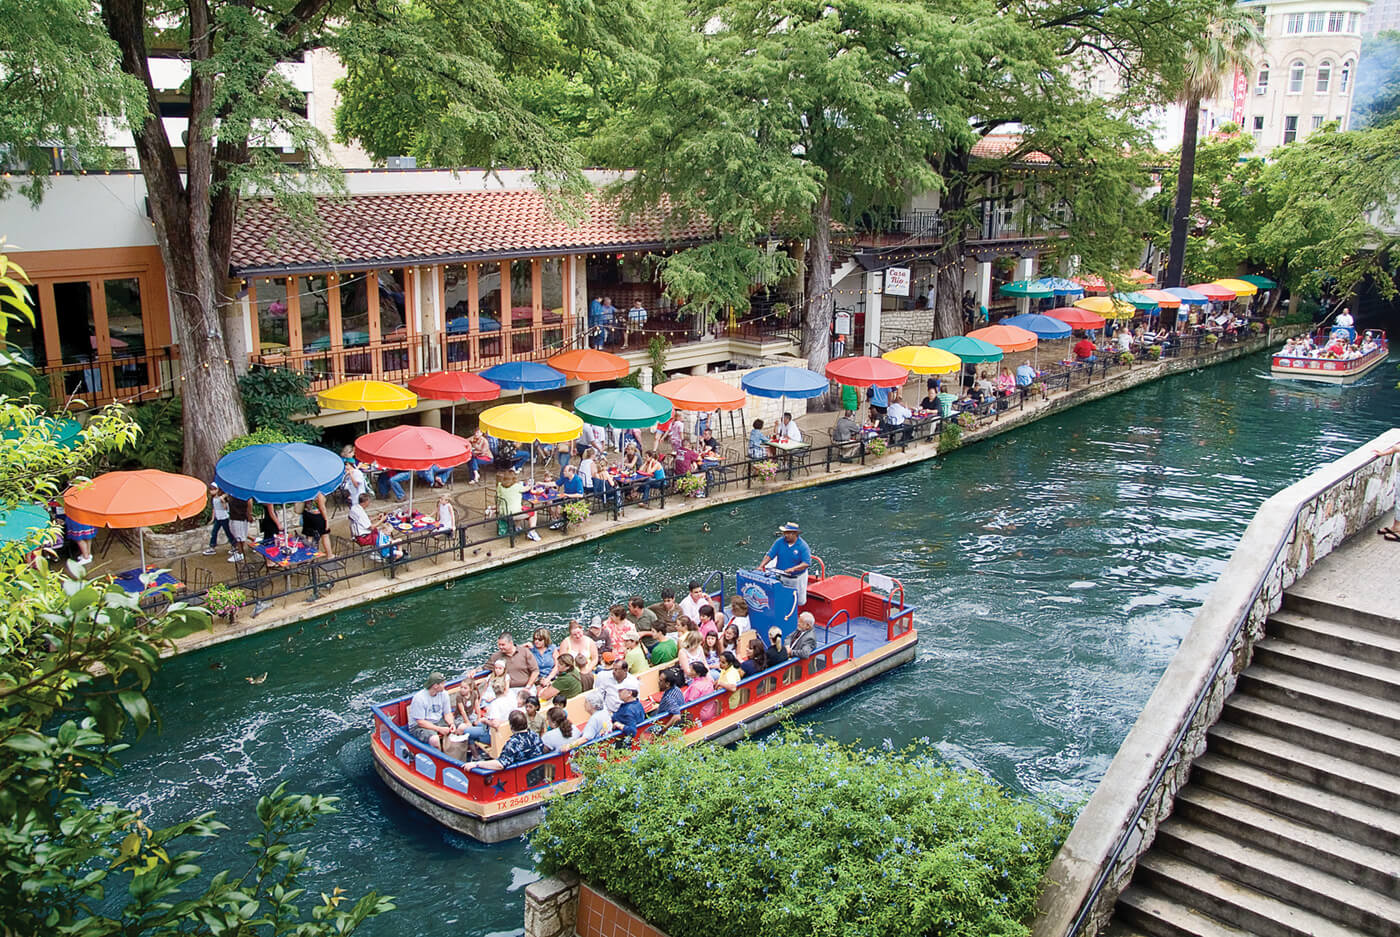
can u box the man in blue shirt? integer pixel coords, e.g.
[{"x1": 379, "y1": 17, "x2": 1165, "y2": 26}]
[
  {"x1": 612, "y1": 686, "x2": 648, "y2": 738},
  {"x1": 559, "y1": 464, "x2": 586, "y2": 499},
  {"x1": 759, "y1": 521, "x2": 812, "y2": 606},
  {"x1": 1015, "y1": 363, "x2": 1037, "y2": 387},
  {"x1": 588, "y1": 296, "x2": 606, "y2": 348},
  {"x1": 868, "y1": 384, "x2": 889, "y2": 419}
]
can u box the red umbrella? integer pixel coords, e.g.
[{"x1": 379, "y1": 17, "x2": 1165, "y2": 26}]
[
  {"x1": 407, "y1": 371, "x2": 502, "y2": 434},
  {"x1": 355, "y1": 425, "x2": 471, "y2": 513},
  {"x1": 1186, "y1": 282, "x2": 1237, "y2": 302},
  {"x1": 824, "y1": 356, "x2": 909, "y2": 388},
  {"x1": 1045, "y1": 306, "x2": 1105, "y2": 329},
  {"x1": 1073, "y1": 275, "x2": 1108, "y2": 294}
]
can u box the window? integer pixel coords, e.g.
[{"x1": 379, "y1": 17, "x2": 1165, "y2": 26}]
[
  {"x1": 1253, "y1": 115, "x2": 1265, "y2": 143},
  {"x1": 1284, "y1": 12, "x2": 1304, "y2": 32},
  {"x1": 1311, "y1": 115, "x2": 1325, "y2": 129},
  {"x1": 1256, "y1": 63, "x2": 1270, "y2": 94},
  {"x1": 1316, "y1": 60, "x2": 1332, "y2": 93},
  {"x1": 1348, "y1": 12, "x2": 1360, "y2": 31},
  {"x1": 1284, "y1": 115, "x2": 1299, "y2": 144},
  {"x1": 254, "y1": 277, "x2": 290, "y2": 351},
  {"x1": 1306, "y1": 11, "x2": 1325, "y2": 31},
  {"x1": 1289, "y1": 60, "x2": 1305, "y2": 93},
  {"x1": 1327, "y1": 11, "x2": 1344, "y2": 31},
  {"x1": 1340, "y1": 60, "x2": 1352, "y2": 93}
]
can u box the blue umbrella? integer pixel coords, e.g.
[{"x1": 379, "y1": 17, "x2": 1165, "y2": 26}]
[
  {"x1": 1030, "y1": 277, "x2": 1085, "y2": 297},
  {"x1": 740, "y1": 366, "x2": 828, "y2": 399},
  {"x1": 479, "y1": 361, "x2": 567, "y2": 401},
  {"x1": 1165, "y1": 287, "x2": 1210, "y2": 305},
  {"x1": 1000, "y1": 313, "x2": 1073, "y2": 339},
  {"x1": 214, "y1": 443, "x2": 345, "y2": 504},
  {"x1": 3, "y1": 417, "x2": 83, "y2": 450}
]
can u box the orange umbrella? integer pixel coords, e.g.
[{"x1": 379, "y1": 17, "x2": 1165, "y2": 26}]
[
  {"x1": 64, "y1": 469, "x2": 207, "y2": 573},
  {"x1": 1073, "y1": 275, "x2": 1108, "y2": 294},
  {"x1": 547, "y1": 348, "x2": 630, "y2": 382},
  {"x1": 1125, "y1": 269, "x2": 1156, "y2": 285},
  {"x1": 652, "y1": 375, "x2": 746, "y2": 412},
  {"x1": 967, "y1": 325, "x2": 1038, "y2": 353}
]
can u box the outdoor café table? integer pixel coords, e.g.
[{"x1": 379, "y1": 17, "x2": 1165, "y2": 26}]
[
  {"x1": 387, "y1": 510, "x2": 437, "y2": 534},
  {"x1": 252, "y1": 536, "x2": 322, "y2": 590},
  {"x1": 113, "y1": 566, "x2": 182, "y2": 594}
]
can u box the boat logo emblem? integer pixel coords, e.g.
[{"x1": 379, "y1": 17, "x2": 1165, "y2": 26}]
[{"x1": 741, "y1": 583, "x2": 770, "y2": 612}]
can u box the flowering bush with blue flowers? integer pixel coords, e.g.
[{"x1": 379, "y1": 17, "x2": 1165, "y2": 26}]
[{"x1": 532, "y1": 730, "x2": 1072, "y2": 937}]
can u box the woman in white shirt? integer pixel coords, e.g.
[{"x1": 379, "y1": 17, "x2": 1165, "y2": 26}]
[
  {"x1": 580, "y1": 692, "x2": 612, "y2": 741},
  {"x1": 540, "y1": 706, "x2": 578, "y2": 752}
]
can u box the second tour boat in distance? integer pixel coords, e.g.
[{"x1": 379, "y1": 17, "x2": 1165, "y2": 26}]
[
  {"x1": 369, "y1": 561, "x2": 919, "y2": 842},
  {"x1": 1270, "y1": 328, "x2": 1388, "y2": 384}
]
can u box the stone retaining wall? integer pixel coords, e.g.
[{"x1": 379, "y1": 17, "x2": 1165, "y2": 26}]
[
  {"x1": 524, "y1": 877, "x2": 669, "y2": 937},
  {"x1": 1031, "y1": 427, "x2": 1400, "y2": 937}
]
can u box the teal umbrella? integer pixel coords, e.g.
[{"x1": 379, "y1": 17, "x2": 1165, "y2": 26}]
[
  {"x1": 998, "y1": 279, "x2": 1054, "y2": 299},
  {"x1": 574, "y1": 388, "x2": 674, "y2": 429},
  {"x1": 2, "y1": 417, "x2": 82, "y2": 450},
  {"x1": 0, "y1": 502, "x2": 56, "y2": 545},
  {"x1": 1240, "y1": 274, "x2": 1278, "y2": 290},
  {"x1": 306, "y1": 330, "x2": 370, "y2": 351},
  {"x1": 928, "y1": 335, "x2": 1004, "y2": 363},
  {"x1": 1113, "y1": 291, "x2": 1160, "y2": 310}
]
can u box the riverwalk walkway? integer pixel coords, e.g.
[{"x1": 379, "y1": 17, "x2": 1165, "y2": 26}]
[
  {"x1": 87, "y1": 329, "x2": 1294, "y2": 656},
  {"x1": 1107, "y1": 523, "x2": 1400, "y2": 937}
]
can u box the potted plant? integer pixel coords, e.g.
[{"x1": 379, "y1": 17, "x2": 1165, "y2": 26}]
[
  {"x1": 1205, "y1": 333, "x2": 1219, "y2": 346},
  {"x1": 957, "y1": 411, "x2": 976, "y2": 429},
  {"x1": 674, "y1": 473, "x2": 705, "y2": 497},
  {"x1": 1248, "y1": 321, "x2": 1264, "y2": 335},
  {"x1": 1146, "y1": 345, "x2": 1163, "y2": 360},
  {"x1": 562, "y1": 500, "x2": 592, "y2": 525},
  {"x1": 1031, "y1": 380, "x2": 1049, "y2": 398},
  {"x1": 205, "y1": 583, "x2": 249, "y2": 623},
  {"x1": 752, "y1": 459, "x2": 779, "y2": 481},
  {"x1": 865, "y1": 437, "x2": 888, "y2": 458},
  {"x1": 1118, "y1": 351, "x2": 1135, "y2": 366}
]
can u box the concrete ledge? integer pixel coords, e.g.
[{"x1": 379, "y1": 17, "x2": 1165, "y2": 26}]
[{"x1": 1031, "y1": 426, "x2": 1400, "y2": 937}]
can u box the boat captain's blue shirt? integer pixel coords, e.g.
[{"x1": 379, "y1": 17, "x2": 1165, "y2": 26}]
[{"x1": 766, "y1": 535, "x2": 811, "y2": 573}]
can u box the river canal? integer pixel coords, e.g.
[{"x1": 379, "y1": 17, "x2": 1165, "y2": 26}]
[{"x1": 95, "y1": 349, "x2": 1400, "y2": 936}]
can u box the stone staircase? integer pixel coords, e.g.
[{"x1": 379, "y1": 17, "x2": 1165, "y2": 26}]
[{"x1": 1107, "y1": 592, "x2": 1400, "y2": 937}]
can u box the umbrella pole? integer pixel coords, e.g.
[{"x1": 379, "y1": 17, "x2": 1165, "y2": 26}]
[
  {"x1": 138, "y1": 528, "x2": 146, "y2": 575},
  {"x1": 408, "y1": 472, "x2": 415, "y2": 516}
]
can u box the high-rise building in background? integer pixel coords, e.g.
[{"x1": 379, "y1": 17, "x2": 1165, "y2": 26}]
[{"x1": 1361, "y1": 0, "x2": 1399, "y2": 32}]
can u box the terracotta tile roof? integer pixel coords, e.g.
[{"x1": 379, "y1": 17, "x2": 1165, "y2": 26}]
[
  {"x1": 970, "y1": 135, "x2": 1053, "y2": 165},
  {"x1": 229, "y1": 190, "x2": 712, "y2": 274}
]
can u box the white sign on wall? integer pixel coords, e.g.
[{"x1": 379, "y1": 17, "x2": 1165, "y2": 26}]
[{"x1": 885, "y1": 267, "x2": 911, "y2": 296}]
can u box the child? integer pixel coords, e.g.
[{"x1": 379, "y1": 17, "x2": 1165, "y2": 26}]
[
  {"x1": 375, "y1": 522, "x2": 405, "y2": 562},
  {"x1": 435, "y1": 493, "x2": 456, "y2": 532},
  {"x1": 203, "y1": 483, "x2": 235, "y2": 555}
]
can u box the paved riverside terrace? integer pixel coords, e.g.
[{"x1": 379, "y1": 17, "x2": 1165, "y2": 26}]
[
  {"x1": 80, "y1": 329, "x2": 1292, "y2": 657},
  {"x1": 1107, "y1": 524, "x2": 1400, "y2": 937}
]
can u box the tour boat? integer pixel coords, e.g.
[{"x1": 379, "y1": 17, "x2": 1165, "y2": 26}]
[
  {"x1": 369, "y1": 562, "x2": 919, "y2": 842},
  {"x1": 1270, "y1": 329, "x2": 1389, "y2": 385}
]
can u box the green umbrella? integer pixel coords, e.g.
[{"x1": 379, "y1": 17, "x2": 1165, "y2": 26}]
[
  {"x1": 1239, "y1": 274, "x2": 1278, "y2": 290},
  {"x1": 0, "y1": 503, "x2": 55, "y2": 545},
  {"x1": 998, "y1": 279, "x2": 1054, "y2": 299},
  {"x1": 928, "y1": 335, "x2": 1004, "y2": 363},
  {"x1": 306, "y1": 330, "x2": 371, "y2": 351},
  {"x1": 2, "y1": 418, "x2": 82, "y2": 450},
  {"x1": 573, "y1": 388, "x2": 674, "y2": 429},
  {"x1": 1113, "y1": 291, "x2": 1160, "y2": 310}
]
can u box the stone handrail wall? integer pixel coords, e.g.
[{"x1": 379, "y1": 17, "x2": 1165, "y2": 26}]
[{"x1": 1032, "y1": 428, "x2": 1400, "y2": 937}]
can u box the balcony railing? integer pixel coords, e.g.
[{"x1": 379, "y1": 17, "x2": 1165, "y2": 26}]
[{"x1": 35, "y1": 349, "x2": 177, "y2": 409}]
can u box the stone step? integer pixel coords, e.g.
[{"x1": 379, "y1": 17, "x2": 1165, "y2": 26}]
[
  {"x1": 1174, "y1": 786, "x2": 1400, "y2": 900},
  {"x1": 1238, "y1": 665, "x2": 1400, "y2": 737},
  {"x1": 1116, "y1": 885, "x2": 1256, "y2": 937},
  {"x1": 1252, "y1": 638, "x2": 1400, "y2": 702},
  {"x1": 1154, "y1": 819, "x2": 1400, "y2": 935},
  {"x1": 1133, "y1": 853, "x2": 1371, "y2": 937},
  {"x1": 1207, "y1": 722, "x2": 1400, "y2": 811},
  {"x1": 1191, "y1": 754, "x2": 1399, "y2": 853},
  {"x1": 1222, "y1": 693, "x2": 1400, "y2": 773},
  {"x1": 1284, "y1": 592, "x2": 1400, "y2": 637},
  {"x1": 1269, "y1": 610, "x2": 1400, "y2": 669}
]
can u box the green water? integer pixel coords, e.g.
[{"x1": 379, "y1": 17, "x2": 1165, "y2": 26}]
[{"x1": 95, "y1": 350, "x2": 1400, "y2": 935}]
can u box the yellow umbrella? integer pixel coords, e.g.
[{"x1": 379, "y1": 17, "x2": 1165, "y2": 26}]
[
  {"x1": 1212, "y1": 277, "x2": 1258, "y2": 297},
  {"x1": 881, "y1": 345, "x2": 962, "y2": 375},
  {"x1": 317, "y1": 380, "x2": 418, "y2": 433},
  {"x1": 478, "y1": 403, "x2": 583, "y2": 444},
  {"x1": 1074, "y1": 296, "x2": 1137, "y2": 320}
]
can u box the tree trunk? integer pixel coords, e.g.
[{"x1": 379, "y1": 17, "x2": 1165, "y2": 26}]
[
  {"x1": 1165, "y1": 97, "x2": 1202, "y2": 290},
  {"x1": 103, "y1": 0, "x2": 247, "y2": 482},
  {"x1": 802, "y1": 190, "x2": 834, "y2": 410},
  {"x1": 931, "y1": 148, "x2": 971, "y2": 339}
]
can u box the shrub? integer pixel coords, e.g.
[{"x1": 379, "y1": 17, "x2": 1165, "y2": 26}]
[
  {"x1": 562, "y1": 499, "x2": 592, "y2": 525},
  {"x1": 938, "y1": 422, "x2": 962, "y2": 452},
  {"x1": 956, "y1": 411, "x2": 976, "y2": 429},
  {"x1": 1146, "y1": 345, "x2": 1163, "y2": 360},
  {"x1": 1248, "y1": 321, "x2": 1264, "y2": 334},
  {"x1": 617, "y1": 370, "x2": 642, "y2": 390},
  {"x1": 533, "y1": 732, "x2": 1072, "y2": 937},
  {"x1": 219, "y1": 427, "x2": 296, "y2": 457},
  {"x1": 114, "y1": 397, "x2": 184, "y2": 472},
  {"x1": 752, "y1": 459, "x2": 779, "y2": 480},
  {"x1": 1205, "y1": 333, "x2": 1219, "y2": 345},
  {"x1": 674, "y1": 473, "x2": 705, "y2": 496},
  {"x1": 865, "y1": 437, "x2": 888, "y2": 458},
  {"x1": 205, "y1": 582, "x2": 249, "y2": 616},
  {"x1": 238, "y1": 366, "x2": 321, "y2": 442}
]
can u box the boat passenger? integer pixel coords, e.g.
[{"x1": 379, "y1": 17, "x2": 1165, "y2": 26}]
[
  {"x1": 541, "y1": 653, "x2": 585, "y2": 702},
  {"x1": 720, "y1": 624, "x2": 741, "y2": 658},
  {"x1": 612, "y1": 686, "x2": 647, "y2": 738},
  {"x1": 522, "y1": 696, "x2": 547, "y2": 735},
  {"x1": 541, "y1": 706, "x2": 578, "y2": 753},
  {"x1": 766, "y1": 627, "x2": 790, "y2": 666},
  {"x1": 529, "y1": 628, "x2": 556, "y2": 677},
  {"x1": 627, "y1": 595, "x2": 662, "y2": 649},
  {"x1": 451, "y1": 680, "x2": 492, "y2": 754},
  {"x1": 679, "y1": 581, "x2": 709, "y2": 622},
  {"x1": 699, "y1": 632, "x2": 721, "y2": 673},
  {"x1": 601, "y1": 605, "x2": 630, "y2": 654},
  {"x1": 595, "y1": 660, "x2": 640, "y2": 713},
  {"x1": 683, "y1": 661, "x2": 718, "y2": 723},
  {"x1": 758, "y1": 521, "x2": 812, "y2": 606},
  {"x1": 483, "y1": 678, "x2": 521, "y2": 731},
  {"x1": 558, "y1": 620, "x2": 599, "y2": 674},
  {"x1": 488, "y1": 632, "x2": 540, "y2": 689},
  {"x1": 648, "y1": 588, "x2": 681, "y2": 629},
  {"x1": 728, "y1": 597, "x2": 750, "y2": 633},
  {"x1": 740, "y1": 639, "x2": 768, "y2": 677},
  {"x1": 747, "y1": 419, "x2": 768, "y2": 459},
  {"x1": 649, "y1": 628, "x2": 679, "y2": 666},
  {"x1": 696, "y1": 604, "x2": 721, "y2": 637},
  {"x1": 580, "y1": 692, "x2": 612, "y2": 741},
  {"x1": 789, "y1": 612, "x2": 819, "y2": 660},
  {"x1": 653, "y1": 671, "x2": 687, "y2": 730},
  {"x1": 585, "y1": 616, "x2": 613, "y2": 657},
  {"x1": 621, "y1": 630, "x2": 648, "y2": 674},
  {"x1": 470, "y1": 710, "x2": 546, "y2": 770},
  {"x1": 408, "y1": 672, "x2": 458, "y2": 750}
]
